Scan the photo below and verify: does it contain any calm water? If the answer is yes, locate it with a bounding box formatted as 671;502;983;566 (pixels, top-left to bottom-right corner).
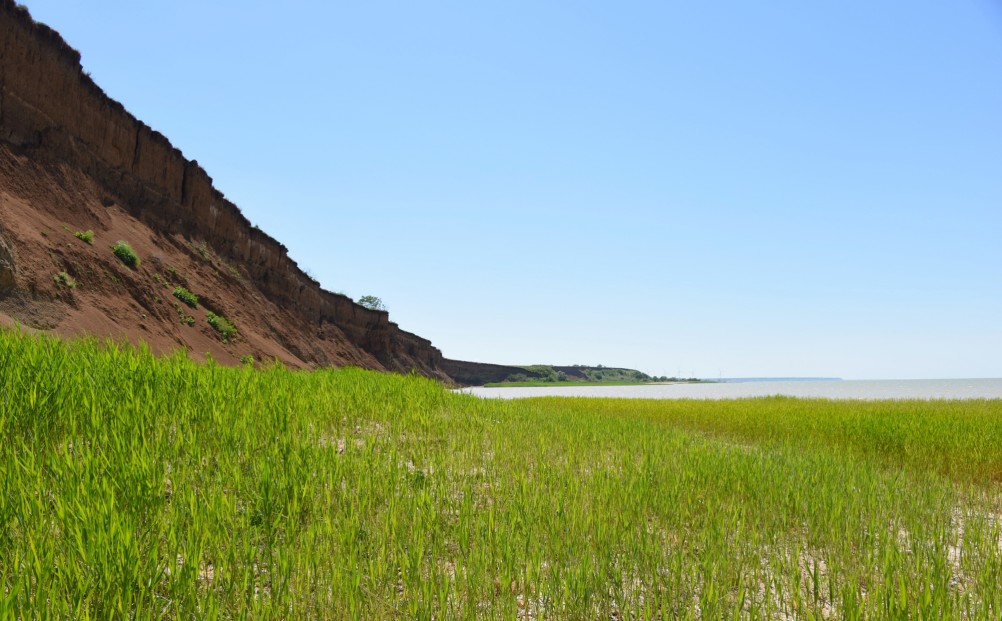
463;378;1002;400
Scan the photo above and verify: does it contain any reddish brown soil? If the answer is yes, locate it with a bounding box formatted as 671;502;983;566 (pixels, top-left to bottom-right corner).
0;143;389;369
0;0;460;380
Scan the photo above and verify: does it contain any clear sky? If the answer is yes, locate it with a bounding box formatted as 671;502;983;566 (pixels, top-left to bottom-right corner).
21;1;1002;379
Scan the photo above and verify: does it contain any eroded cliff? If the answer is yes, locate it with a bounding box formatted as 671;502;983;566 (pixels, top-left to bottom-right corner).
0;1;453;379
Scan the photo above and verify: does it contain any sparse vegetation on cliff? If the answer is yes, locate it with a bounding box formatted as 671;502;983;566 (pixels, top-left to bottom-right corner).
73;229;93;245
189;240;214;261
174;303;194;326
52;270;75;288
0;2;451;377
165;265;184;283
172;286;198;308
111;240;139;268
206;311;237;342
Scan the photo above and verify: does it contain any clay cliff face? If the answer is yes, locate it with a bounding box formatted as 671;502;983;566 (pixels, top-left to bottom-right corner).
0;1;454;379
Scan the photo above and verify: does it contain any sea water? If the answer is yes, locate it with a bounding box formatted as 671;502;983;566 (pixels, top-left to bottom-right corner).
462;378;1002;400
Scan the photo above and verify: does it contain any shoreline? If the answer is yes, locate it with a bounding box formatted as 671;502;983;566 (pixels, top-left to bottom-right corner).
464;378;1002;400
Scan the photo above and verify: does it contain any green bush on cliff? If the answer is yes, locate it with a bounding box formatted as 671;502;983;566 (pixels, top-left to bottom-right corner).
52;271;76;289
111;241;140;268
172;286;198;308
206;311;237;343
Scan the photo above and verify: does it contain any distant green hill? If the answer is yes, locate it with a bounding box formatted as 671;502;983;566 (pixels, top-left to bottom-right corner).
482;365;703;387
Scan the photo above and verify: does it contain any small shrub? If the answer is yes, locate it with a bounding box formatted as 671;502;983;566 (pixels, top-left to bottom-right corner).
153;273;168;288
240;354;255;366
165;265;188;285
206;312;237;343
172;286;199;308
111;241;140;268
74;230;94;245
174;304;194;326
53;271;76;289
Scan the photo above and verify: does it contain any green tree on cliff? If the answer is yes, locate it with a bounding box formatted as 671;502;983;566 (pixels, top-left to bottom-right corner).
358;295;386;311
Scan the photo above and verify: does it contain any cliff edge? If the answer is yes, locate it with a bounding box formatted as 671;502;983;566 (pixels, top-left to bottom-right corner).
0;1;456;378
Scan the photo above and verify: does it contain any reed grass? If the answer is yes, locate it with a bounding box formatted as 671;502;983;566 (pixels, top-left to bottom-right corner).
1;329;1001;619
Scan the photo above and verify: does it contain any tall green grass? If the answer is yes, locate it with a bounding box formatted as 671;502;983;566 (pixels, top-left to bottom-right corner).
1;328;1001;619
528;396;1002;484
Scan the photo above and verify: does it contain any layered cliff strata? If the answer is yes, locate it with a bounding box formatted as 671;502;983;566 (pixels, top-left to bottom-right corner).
0;1;455;379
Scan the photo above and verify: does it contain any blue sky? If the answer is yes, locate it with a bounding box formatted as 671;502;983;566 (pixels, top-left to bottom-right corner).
23;1;1002;379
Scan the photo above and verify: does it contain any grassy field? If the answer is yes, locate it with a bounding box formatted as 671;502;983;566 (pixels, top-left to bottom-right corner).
2;329;1002;619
